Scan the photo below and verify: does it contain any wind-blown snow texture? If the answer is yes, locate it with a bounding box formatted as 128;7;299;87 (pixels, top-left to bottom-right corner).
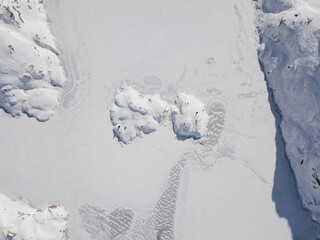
0;193;68;240
0;0;65;121
256;0;320;228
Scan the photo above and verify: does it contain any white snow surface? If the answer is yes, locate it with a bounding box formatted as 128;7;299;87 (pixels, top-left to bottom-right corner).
110;85;171;144
110;85;208;143
256;0;320;227
0;0;65;121
0;194;68;240
0;0;318;239
172;93;208;139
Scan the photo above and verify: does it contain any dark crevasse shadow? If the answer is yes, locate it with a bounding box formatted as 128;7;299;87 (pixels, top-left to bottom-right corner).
267;85;319;239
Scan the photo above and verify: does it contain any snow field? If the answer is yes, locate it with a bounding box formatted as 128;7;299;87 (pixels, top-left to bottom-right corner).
0;0;313;238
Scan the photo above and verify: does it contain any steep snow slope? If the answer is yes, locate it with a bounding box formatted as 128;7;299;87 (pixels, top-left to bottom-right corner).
0;0;317;239
0;194;68;240
0;0;65;121
256;0;320;230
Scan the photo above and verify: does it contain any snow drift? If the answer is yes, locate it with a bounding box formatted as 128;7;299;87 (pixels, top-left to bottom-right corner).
0;0;66;121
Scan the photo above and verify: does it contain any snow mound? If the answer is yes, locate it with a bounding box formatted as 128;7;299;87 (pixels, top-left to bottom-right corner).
172;94;208;139
256;0;320;227
110;85;171;144
0;0;66;121
110;85;209;144
0;193;68;240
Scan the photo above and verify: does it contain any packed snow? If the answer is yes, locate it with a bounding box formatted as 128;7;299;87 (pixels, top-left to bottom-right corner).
110;85;209;144
0;0;65;121
0;193;68;240
256;0;320;227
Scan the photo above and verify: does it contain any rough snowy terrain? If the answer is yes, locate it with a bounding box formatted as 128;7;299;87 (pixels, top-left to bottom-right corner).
256;0;320;229
0;0;65;121
0;0;319;239
0;194;68;240
110;84;209;143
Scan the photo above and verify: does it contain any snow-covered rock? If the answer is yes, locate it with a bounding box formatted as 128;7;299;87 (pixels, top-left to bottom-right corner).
256;0;320;228
0;0;66;121
172;93;208;139
110;85;209;144
0;193;68;240
110;85;171;144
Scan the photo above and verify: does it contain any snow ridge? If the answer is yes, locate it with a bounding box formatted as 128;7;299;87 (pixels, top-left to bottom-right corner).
0;0;66;121
110;85;209;144
255;0;320;229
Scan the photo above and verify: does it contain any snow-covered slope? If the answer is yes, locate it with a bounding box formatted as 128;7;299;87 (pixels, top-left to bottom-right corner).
256;0;320;229
0;0;65;121
0;194;68;240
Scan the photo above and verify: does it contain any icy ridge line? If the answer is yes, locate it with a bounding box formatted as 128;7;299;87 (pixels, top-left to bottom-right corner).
0;0;66;121
110;85;209;144
255;0;320;229
0;193;68;240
